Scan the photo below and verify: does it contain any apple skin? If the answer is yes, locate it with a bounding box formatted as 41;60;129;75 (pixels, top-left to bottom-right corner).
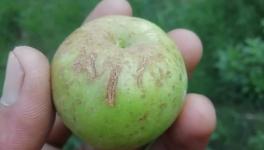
52;15;187;150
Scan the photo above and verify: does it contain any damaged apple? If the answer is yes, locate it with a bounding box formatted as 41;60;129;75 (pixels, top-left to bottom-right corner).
52;15;187;150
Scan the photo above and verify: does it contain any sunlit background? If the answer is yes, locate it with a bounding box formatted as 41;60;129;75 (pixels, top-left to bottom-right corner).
0;0;264;149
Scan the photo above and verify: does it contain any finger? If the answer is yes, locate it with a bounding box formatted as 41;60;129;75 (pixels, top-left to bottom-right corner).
47;0;133;146
151;94;216;150
0;46;55;150
84;0;132;23
47;115;71;147
168;29;203;75
41;144;60;150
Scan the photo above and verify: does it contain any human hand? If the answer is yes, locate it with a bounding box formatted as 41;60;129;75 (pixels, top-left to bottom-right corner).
0;0;216;150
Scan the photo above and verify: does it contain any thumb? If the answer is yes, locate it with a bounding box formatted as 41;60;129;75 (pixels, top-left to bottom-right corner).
0;46;55;150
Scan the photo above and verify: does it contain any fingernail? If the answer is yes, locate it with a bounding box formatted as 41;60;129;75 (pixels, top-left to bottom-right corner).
0;50;24;106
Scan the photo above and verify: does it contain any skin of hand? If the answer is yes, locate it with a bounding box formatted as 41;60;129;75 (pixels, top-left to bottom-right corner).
0;0;216;150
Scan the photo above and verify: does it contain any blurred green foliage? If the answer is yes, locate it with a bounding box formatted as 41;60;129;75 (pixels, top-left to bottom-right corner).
0;0;264;149
216;38;264;107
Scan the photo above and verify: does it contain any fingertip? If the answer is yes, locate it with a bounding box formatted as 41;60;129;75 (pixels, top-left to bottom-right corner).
1;46;51;108
13;46;49;70
168;29;203;74
0;46;54;149
183;94;216;136
167;93;216;149
85;0;132;22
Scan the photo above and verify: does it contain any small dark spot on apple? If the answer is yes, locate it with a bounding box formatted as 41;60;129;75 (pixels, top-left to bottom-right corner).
166;71;171;78
155;79;163;86
160;103;167;109
75;99;82;105
179;74;183;81
129;111;134;116
141;94;146;99
174;96;178;101
138;112;148;122
73;115;77;122
129;132;134;137
140;126;145;130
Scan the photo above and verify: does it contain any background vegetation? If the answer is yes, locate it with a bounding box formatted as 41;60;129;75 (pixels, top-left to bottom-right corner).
0;0;264;149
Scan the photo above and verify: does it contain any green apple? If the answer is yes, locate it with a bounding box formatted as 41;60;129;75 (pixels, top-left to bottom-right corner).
52;15;187;150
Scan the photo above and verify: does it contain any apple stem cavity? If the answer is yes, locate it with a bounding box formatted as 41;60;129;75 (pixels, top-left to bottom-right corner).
116;38;128;48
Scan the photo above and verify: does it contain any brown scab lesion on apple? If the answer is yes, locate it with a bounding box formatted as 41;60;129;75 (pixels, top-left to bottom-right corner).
106;64;122;106
134;53;168;89
72;49;98;80
135;57;148;88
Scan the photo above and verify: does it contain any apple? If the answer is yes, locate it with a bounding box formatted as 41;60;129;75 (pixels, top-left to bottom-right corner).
52;15;187;150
